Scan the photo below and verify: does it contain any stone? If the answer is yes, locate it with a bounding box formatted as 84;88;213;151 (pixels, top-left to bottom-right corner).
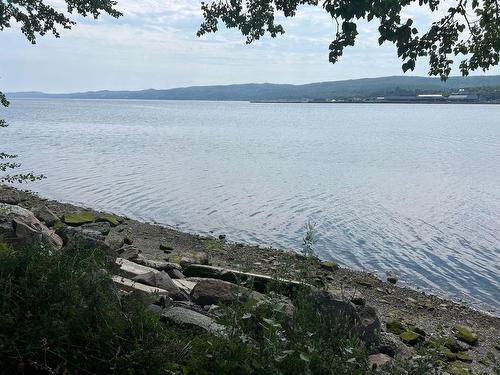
0;203;63;250
354;305;381;346
386;318;406;335
377;332;410;357
438;346;457;361
58;226;107;249
368;353;392;371
81;222;111;235
453;325;478;345
445;337;469;353
62;211;94;226
34;205;59;226
386;271;398;284
218;234;226;240
320;260;339;271
123;235;133;245
190;279;264;306
104;231;125;250
168;251;209;266
95;214;120;226
167;268;185;279
133;271;188;301
160;306;225;336
0;187;23;205
399;330;422;346
160;242;174;251
117;244;140;260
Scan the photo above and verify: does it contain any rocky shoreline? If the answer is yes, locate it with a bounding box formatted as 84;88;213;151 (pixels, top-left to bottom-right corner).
1;185;499;374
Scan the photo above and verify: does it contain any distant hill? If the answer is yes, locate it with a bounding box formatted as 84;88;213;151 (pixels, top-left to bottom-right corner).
8;75;500;101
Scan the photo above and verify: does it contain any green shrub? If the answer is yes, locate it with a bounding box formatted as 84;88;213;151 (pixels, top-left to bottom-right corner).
0;241;193;374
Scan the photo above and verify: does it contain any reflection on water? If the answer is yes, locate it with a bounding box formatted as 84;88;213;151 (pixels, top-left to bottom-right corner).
3;99;500;311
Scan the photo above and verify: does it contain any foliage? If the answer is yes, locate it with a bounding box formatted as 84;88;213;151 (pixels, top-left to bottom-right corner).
183;284;368;374
0;242;193;374
198;0;500;80
0;0;122;44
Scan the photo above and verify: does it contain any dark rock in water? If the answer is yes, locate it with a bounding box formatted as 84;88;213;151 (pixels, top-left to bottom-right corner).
34;205;59;227
453;325;478;345
190;278;263;306
218;234;226;240
368;353;393;371
386;271;398;284
133;271;188;301
160;306;225;336
0;203;63;250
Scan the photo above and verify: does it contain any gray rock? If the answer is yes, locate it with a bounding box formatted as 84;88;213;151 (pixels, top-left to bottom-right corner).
386;271;398;284
160;306;226;336
34;205;59;227
354;305;381;346
58;226;107;249
0;187;23;205
104;231;125;250
377;332;410;357
190;278;264;307
133;271;188;301
117;244;140;260
0;203;63;249
167;268;185;279
81;221;112;235
134;257;182;272
368;353;393;371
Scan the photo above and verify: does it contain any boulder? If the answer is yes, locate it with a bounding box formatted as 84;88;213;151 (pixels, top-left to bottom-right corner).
377;332;410;357
104;231;125;250
399;330;422;346
167;268;185;279
34;205;59;226
62;211;94;226
190;279;264;306
117;244;140;260
445;337;469;353
386;271;398;284
58;226;108;249
0;187;23;205
133;271;188;301
160;306;225;336
386;318;406;335
95;214;120;227
0;203;63;249
368;353;393;371
354;305;381;345
133;257;182;272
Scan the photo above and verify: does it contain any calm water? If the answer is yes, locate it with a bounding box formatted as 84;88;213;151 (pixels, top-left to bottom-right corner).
2;99;499;311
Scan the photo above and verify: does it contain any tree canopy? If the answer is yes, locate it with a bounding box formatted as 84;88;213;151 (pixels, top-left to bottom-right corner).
0;0;122;183
198;0;499;80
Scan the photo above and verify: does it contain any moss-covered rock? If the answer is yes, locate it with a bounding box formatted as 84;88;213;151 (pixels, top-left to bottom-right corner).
320;261;339;271
95;214;120;227
446;362;471;375
456;352;472;363
160;242;174;251
453;325;478;345
387;318;406;335
52;219;65;231
399;330;421;346
62;211;94;226
438;346;457;361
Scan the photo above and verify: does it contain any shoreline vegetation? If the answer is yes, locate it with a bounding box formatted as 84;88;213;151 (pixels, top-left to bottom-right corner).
0;185;499;374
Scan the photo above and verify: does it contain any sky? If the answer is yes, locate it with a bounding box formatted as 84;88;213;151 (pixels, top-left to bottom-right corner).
1;0;499;93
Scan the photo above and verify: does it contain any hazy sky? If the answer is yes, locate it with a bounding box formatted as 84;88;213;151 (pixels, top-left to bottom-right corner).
1;0;499;92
